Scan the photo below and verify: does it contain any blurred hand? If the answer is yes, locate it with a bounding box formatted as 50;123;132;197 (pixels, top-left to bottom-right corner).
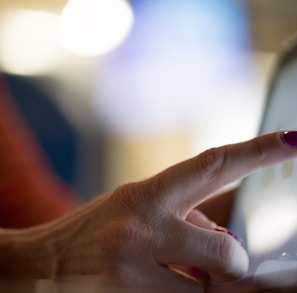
7;131;297;293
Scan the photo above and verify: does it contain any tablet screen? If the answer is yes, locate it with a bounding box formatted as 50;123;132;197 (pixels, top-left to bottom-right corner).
228;51;297;277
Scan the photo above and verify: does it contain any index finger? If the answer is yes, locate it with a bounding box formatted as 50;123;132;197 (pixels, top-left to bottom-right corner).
150;131;297;215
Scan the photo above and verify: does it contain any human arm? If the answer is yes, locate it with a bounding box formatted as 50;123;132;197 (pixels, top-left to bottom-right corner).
1;131;297;292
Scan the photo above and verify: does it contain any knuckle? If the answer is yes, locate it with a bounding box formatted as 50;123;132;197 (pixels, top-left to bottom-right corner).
115;182;140;200
114;178;166;217
250;137;266;161
115;179;161;204
196;147;228;180
113;181;147;211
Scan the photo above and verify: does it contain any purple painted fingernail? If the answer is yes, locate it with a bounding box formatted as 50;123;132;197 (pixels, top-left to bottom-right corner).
190;268;208;280
215;226;243;245
282;131;297;148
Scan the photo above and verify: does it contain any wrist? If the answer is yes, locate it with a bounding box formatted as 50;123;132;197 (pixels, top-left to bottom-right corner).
0;226;56;279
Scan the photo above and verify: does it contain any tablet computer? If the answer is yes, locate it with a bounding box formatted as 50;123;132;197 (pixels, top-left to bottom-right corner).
228;33;297;289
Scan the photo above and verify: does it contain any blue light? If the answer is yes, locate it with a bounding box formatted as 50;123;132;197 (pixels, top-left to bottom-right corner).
94;0;258;141
115;0;251;60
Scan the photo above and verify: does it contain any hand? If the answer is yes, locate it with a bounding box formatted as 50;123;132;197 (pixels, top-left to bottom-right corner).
3;131;297;293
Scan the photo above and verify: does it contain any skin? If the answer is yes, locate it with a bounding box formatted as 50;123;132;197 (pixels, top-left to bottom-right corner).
1;131;297;293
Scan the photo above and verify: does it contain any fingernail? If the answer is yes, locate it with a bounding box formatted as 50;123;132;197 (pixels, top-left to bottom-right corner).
190;268;208;280
282;131;297;148
215;226;243;245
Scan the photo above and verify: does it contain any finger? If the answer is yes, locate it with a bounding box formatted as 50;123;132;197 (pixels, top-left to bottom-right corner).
156;216;248;281
198;188;237;227
186;209;217;230
150;131;297;215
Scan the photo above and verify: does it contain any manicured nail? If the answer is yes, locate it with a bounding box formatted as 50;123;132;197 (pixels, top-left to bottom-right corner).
215;226;243;245
282;131;297;148
189;268;208;280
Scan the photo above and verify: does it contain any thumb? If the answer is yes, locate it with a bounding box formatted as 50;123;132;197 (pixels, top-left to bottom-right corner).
186;209;217;230
156;217;248;281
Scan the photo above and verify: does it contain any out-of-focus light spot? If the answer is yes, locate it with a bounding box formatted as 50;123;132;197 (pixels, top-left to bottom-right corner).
0;10;60;76
247;196;297;255
59;0;134;57
255;259;297;289
94;0;261;146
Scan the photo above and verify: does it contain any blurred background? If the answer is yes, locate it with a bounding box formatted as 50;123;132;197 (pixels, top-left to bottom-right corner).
0;0;297;202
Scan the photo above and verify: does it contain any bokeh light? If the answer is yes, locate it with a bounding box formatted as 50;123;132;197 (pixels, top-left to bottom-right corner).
94;0;262;148
59;0;134;57
247;196;297;255
0;10;61;76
